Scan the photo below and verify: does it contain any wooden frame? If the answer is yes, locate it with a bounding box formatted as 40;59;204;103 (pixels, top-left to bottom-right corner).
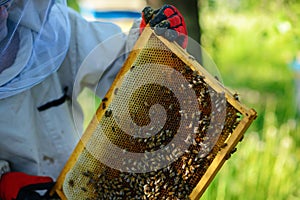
50;27;257;200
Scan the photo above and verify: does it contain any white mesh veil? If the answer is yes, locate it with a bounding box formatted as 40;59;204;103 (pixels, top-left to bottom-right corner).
0;0;70;99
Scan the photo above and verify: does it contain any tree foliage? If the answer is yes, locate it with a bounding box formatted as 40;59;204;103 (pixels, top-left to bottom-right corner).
67;0;80;11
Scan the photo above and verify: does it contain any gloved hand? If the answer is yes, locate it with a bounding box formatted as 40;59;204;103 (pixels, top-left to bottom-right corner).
0;172;53;200
140;4;188;49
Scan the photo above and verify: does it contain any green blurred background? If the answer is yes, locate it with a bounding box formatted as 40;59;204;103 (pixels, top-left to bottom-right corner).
200;1;300;199
67;0;300;199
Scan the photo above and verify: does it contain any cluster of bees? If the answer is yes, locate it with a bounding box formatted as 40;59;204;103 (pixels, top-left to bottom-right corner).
64;35;242;199
71;60;241;199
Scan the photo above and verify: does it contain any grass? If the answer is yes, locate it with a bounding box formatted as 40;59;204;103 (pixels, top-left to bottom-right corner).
200;1;300;199
202;99;300;200
200;9;297;128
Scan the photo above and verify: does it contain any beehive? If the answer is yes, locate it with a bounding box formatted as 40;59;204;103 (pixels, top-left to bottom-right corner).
50;28;257;200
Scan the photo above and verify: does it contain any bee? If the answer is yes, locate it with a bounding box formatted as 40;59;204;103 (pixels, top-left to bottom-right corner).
188;158;193;166
196;74;205;80
82;170;93;177
105;109;112;117
220;143;228;149
192;70;198;77
226;147;238;160
195;137;201;144
233;93;240;101
114;88;119;95
68;179;74;187
231;147;237;154
214;76;220;81
102;97;108;102
102;102;106;110
239;135;244;142
184;65;192;73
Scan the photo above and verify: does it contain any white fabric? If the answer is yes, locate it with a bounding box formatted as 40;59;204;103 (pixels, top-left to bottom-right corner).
0;27;32;86
0;160;10;179
0;0;70;99
0;7;136;179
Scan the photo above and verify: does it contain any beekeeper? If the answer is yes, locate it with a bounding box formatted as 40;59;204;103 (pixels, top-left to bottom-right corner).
0;0;187;199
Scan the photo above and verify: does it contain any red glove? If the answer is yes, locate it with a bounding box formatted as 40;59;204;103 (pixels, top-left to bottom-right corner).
0;172;53;200
140;4;188;49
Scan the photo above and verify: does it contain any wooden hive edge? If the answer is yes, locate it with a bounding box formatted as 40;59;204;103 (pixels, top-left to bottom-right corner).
149;30;258;199
50;27;257;199
189;109;257;199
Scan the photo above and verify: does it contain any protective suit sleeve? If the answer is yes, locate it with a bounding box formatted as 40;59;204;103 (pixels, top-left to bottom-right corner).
60;8;138;99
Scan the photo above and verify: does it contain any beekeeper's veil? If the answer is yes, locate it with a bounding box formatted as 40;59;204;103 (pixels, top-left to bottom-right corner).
0;0;70;99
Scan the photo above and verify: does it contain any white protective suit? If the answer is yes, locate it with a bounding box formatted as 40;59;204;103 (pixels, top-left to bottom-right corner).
0;0;139;179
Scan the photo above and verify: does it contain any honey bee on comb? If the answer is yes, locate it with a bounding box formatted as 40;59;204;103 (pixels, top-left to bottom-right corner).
50;28;256;200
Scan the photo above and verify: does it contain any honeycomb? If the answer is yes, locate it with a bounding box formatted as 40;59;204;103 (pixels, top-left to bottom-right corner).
51;28;257;200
